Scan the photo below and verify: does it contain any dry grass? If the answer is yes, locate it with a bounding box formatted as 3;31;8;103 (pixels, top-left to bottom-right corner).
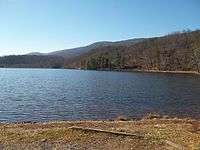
0;118;200;150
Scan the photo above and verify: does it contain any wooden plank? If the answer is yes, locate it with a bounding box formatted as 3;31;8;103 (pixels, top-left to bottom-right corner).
68;126;144;138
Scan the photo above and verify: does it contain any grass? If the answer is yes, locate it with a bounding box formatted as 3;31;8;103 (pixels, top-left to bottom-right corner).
0;118;200;149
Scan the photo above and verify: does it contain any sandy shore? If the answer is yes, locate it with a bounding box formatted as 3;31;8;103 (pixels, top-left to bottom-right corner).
0;118;200;150
118;69;200;75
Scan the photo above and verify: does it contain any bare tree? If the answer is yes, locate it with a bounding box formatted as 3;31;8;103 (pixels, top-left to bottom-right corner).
192;48;200;72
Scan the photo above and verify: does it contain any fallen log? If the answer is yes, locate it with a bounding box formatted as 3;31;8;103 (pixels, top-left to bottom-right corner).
68;126;144;138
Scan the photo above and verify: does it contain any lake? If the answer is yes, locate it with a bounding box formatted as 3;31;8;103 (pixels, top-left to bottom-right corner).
0;68;200;122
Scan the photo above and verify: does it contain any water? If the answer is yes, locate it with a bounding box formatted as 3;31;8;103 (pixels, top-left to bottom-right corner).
0;68;199;122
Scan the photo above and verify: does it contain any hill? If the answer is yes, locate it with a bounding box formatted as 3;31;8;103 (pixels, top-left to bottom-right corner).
65;30;200;73
0;55;64;68
27;38;145;59
27;52;45;56
0;38;144;68
1;30;200;72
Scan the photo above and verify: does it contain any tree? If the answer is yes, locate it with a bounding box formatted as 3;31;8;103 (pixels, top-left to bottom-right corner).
86;58;97;70
192;48;200;72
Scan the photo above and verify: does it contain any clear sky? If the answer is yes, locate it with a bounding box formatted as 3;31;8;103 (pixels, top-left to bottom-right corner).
0;0;199;56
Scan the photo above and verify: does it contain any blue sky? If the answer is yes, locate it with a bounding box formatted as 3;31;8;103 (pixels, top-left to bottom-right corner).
0;0;199;56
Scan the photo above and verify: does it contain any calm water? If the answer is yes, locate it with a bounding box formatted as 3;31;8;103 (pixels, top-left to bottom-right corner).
0;68;200;122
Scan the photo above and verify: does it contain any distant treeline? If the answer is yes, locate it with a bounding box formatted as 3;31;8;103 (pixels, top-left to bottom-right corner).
0;55;65;68
66;30;200;72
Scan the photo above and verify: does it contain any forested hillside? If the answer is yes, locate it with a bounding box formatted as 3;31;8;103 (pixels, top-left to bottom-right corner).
27;38;144;58
65;30;200;72
0;30;200;72
0;55;64;68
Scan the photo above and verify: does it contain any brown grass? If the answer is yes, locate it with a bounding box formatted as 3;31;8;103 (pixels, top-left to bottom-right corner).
0;118;200;149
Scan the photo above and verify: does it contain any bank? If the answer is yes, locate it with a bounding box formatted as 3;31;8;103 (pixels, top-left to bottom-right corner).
0;117;199;149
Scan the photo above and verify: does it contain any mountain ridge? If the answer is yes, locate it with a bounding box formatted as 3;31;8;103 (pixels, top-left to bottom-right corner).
65;30;200;73
1;30;200;73
27;38;145;58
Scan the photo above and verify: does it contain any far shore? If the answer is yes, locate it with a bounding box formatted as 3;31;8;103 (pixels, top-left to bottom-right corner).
80;68;200;75
1;67;200;75
128;69;200;75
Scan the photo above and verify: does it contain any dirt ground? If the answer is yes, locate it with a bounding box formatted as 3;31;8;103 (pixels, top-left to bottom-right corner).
0;118;200;150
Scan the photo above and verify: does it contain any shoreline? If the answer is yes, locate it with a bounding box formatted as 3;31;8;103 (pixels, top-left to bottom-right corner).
72;67;200;75
94;68;200;75
1;67;200;75
2;115;200;124
131;69;200;75
0;117;199;149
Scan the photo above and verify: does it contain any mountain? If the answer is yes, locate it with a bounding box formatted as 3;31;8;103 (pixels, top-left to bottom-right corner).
0;38;144;68
27;38;145;59
65;30;200;73
1;30;200;72
27;52;44;56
